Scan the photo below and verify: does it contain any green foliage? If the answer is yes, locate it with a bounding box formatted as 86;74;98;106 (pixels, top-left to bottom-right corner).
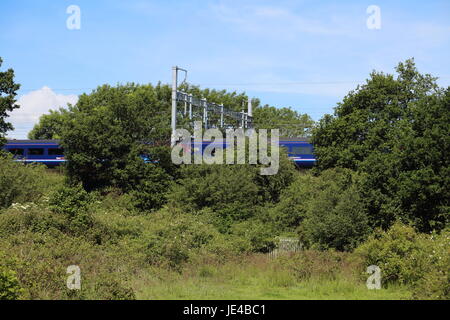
0;57;21;146
28;108;71;140
0;204;66;237
253;149;297;203
413;230;449;300
0;265;22;300
268;172;315;231
92;275;136;300
0;202;135;299
0;155;49;208
124;155;174;212
356;223;427;285
139;209;221;270
49;183;93;217
60;83;172;191
271;169;370;251
168;164;261;230
356;223;449;299
230;219;276;253
253;105;314;138
168;148;296;232
312;59;449;232
301;170;370;251
49;184;95;234
277;250;354;281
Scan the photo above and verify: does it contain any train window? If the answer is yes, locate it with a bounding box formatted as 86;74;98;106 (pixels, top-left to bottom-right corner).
291;146;313;155
48;148;64;155
28;148;44;155
8;148;24;156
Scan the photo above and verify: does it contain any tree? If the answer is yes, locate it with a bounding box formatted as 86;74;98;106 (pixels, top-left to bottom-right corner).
61;83;173;193
0;58;21;146
253;105;314;137
28;108;71;140
312;59;449;232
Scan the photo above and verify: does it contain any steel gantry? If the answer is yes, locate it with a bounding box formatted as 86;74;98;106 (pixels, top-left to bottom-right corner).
171;66;253;146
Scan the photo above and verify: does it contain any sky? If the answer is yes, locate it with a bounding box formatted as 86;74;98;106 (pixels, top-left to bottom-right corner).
1;0;449;138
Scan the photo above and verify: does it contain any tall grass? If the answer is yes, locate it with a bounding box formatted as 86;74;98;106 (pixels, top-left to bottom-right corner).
132;254;412;300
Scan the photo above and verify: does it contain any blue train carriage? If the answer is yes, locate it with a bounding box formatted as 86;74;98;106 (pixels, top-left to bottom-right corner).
278;137;316;167
2;140;66;166
191;137;316;167
2;138;316;168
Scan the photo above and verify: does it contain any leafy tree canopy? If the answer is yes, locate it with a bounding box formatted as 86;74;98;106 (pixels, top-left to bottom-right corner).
253;105;314;138
312;59;449;232
0;57;21;146
28;108;71;140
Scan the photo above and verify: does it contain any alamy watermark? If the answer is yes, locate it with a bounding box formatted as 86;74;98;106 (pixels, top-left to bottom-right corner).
366;265;381;290
366;5;381;30
66;5;81;30
66;265;81;290
171;122;279;175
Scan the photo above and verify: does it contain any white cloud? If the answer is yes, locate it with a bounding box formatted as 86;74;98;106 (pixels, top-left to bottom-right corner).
7;87;78;139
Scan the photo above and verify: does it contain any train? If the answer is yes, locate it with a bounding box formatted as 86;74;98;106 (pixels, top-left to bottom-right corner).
1;138;316;167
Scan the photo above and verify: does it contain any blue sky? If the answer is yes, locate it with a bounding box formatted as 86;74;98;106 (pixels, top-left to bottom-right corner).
1;0;449;138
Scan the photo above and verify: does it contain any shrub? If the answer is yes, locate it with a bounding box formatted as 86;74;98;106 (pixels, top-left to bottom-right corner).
141;209;221;270
91;275;136;300
412;229;450;300
356;222;449;296
277;250;352;281
302;185;369;252
0;155;48;208
127;164;173;212
253;150;297;203
0;266;22;300
271;168;370;251
268;172;315;231
0;204;67;237
49;184;95;233
49;184;93;217
356;223;428;285
230;219;276;253
168;164;261;231
0;229;140;300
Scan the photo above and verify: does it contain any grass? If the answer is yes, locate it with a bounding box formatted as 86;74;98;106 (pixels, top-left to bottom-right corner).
133;255;412;300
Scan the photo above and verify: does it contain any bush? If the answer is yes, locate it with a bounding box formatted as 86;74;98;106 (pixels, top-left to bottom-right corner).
49;184;93;217
127;164;173;212
168;164;261;231
0;227;140;300
0;155;48;208
301;185;369;251
0;266;22;300
49;184;96;234
230;219;276;253
356;223;429;285
356;223;449;298
413;229;449;300
277;250;353;281
91;275;136;300
140;209;221;270
253;150;297;203
268;172;315;231
271;168;370;251
0;204;67;237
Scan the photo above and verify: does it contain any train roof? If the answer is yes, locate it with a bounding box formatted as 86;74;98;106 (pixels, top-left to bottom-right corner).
279;137;311;142
4;137;312;145
5;139;61;144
